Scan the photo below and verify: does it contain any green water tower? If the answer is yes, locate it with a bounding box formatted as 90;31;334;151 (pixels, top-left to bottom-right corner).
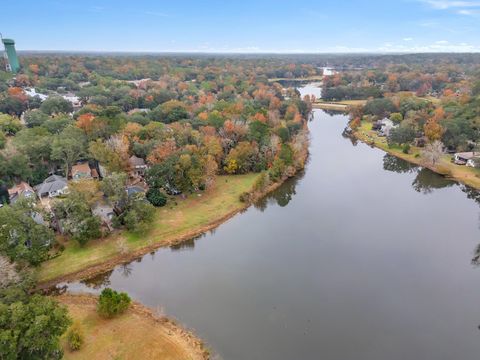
1;34;20;73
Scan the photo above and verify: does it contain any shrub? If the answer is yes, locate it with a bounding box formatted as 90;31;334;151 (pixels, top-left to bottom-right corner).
66;322;84;351
239;191;251;203
402;143;411;154
97;288;131;318
253;172;270;192
146;188;167;207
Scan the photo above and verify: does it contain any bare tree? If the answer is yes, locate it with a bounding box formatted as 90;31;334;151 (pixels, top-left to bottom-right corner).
422;140;443;166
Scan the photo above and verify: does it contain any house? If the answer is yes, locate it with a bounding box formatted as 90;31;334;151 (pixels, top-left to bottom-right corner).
377;118;397;137
453;152;476;165
8;182;36;203
36;175;69;198
129;155;148;177
92;203;115;231
71;163;92;181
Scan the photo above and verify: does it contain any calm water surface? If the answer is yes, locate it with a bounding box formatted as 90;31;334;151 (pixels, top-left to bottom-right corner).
62;85;480;360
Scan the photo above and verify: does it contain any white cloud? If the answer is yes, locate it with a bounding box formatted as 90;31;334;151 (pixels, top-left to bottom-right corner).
422;0;480;9
403;37;414;41
456;8;480;13
377;40;480;52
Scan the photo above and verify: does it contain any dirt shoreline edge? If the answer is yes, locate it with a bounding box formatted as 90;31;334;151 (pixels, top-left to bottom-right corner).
57;293;210;360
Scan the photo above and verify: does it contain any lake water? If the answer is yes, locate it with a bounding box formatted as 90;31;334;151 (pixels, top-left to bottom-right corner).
61;84;480;360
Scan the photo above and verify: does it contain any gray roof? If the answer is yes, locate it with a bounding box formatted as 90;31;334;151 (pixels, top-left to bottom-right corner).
129;155;146;167
36;175;68;195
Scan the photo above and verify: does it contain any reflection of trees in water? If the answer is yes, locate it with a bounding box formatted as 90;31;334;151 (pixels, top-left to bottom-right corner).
254;171;303;211
170;236;199;251
461;185;480;267
382;154;455;194
412;168;455;194
81;270;114;289
119;263;132;278
322;109;346;117
383;154;418;174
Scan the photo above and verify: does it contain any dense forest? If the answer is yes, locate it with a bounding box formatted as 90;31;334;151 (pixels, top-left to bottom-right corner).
2;52;480;358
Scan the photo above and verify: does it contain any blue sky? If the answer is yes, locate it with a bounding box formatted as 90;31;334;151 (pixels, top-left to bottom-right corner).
2;0;480;52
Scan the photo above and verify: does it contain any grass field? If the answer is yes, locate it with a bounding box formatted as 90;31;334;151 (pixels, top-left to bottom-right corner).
355;121;480;189
38;174;259;283
59;294;208;360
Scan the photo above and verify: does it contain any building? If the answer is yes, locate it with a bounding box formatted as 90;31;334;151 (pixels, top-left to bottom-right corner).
1;36;20;73
71;163;93;181
92;202;115;231
129;155;148;177
8;182;36;203
36;175;69;198
453;152;476;165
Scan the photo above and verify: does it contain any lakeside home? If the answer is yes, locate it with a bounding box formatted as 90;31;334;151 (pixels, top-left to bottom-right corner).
453;152;476;165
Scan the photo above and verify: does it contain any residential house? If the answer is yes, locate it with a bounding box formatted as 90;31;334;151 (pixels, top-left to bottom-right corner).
129;155;148;178
453;152;476;165
36;175;69;198
71;163;93;181
8;182;36;203
92;202;115;231
377;118;397;137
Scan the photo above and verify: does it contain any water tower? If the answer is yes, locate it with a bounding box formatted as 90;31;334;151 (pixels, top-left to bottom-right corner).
1;33;20;73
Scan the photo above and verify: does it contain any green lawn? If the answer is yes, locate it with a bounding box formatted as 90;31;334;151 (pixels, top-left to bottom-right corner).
38;174;259;283
354;121;480;189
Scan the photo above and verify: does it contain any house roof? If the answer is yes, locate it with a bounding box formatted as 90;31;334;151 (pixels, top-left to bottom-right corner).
71;163;91;176
36;175;68;195
8;182;34;196
92;203;115;220
129;155;146;167
455;152;475;160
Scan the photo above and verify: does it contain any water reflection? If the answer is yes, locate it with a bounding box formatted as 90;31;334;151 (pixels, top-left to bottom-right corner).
56;107;480;360
254;171;304;211
381;154;456;193
412;168;456;194
382;154;418;174
80;270;113;289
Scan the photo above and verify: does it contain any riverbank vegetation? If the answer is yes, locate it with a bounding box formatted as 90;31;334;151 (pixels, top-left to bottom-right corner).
0;55;311;283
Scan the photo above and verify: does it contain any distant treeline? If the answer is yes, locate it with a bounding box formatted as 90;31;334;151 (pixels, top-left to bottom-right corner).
321;86;383;101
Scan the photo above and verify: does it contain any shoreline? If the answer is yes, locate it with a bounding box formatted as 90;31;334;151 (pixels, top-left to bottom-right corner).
57;293;210;360
37;137;310;289
352;122;480;190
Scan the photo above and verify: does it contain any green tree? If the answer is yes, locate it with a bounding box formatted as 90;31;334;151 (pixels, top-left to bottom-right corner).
0;114;22;135
97;288;131;318
0;294;71;359
51;126;86;177
146;188;167;207
100;172;128;208
40;96;73;115
24;109;49;128
52;190;101;246
0;199;54;265
121;196;155;233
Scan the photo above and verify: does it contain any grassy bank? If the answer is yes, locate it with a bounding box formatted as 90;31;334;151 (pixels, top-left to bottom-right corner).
354;121;480;189
58;293;209;360
313;99;367;111
38;174;259;284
